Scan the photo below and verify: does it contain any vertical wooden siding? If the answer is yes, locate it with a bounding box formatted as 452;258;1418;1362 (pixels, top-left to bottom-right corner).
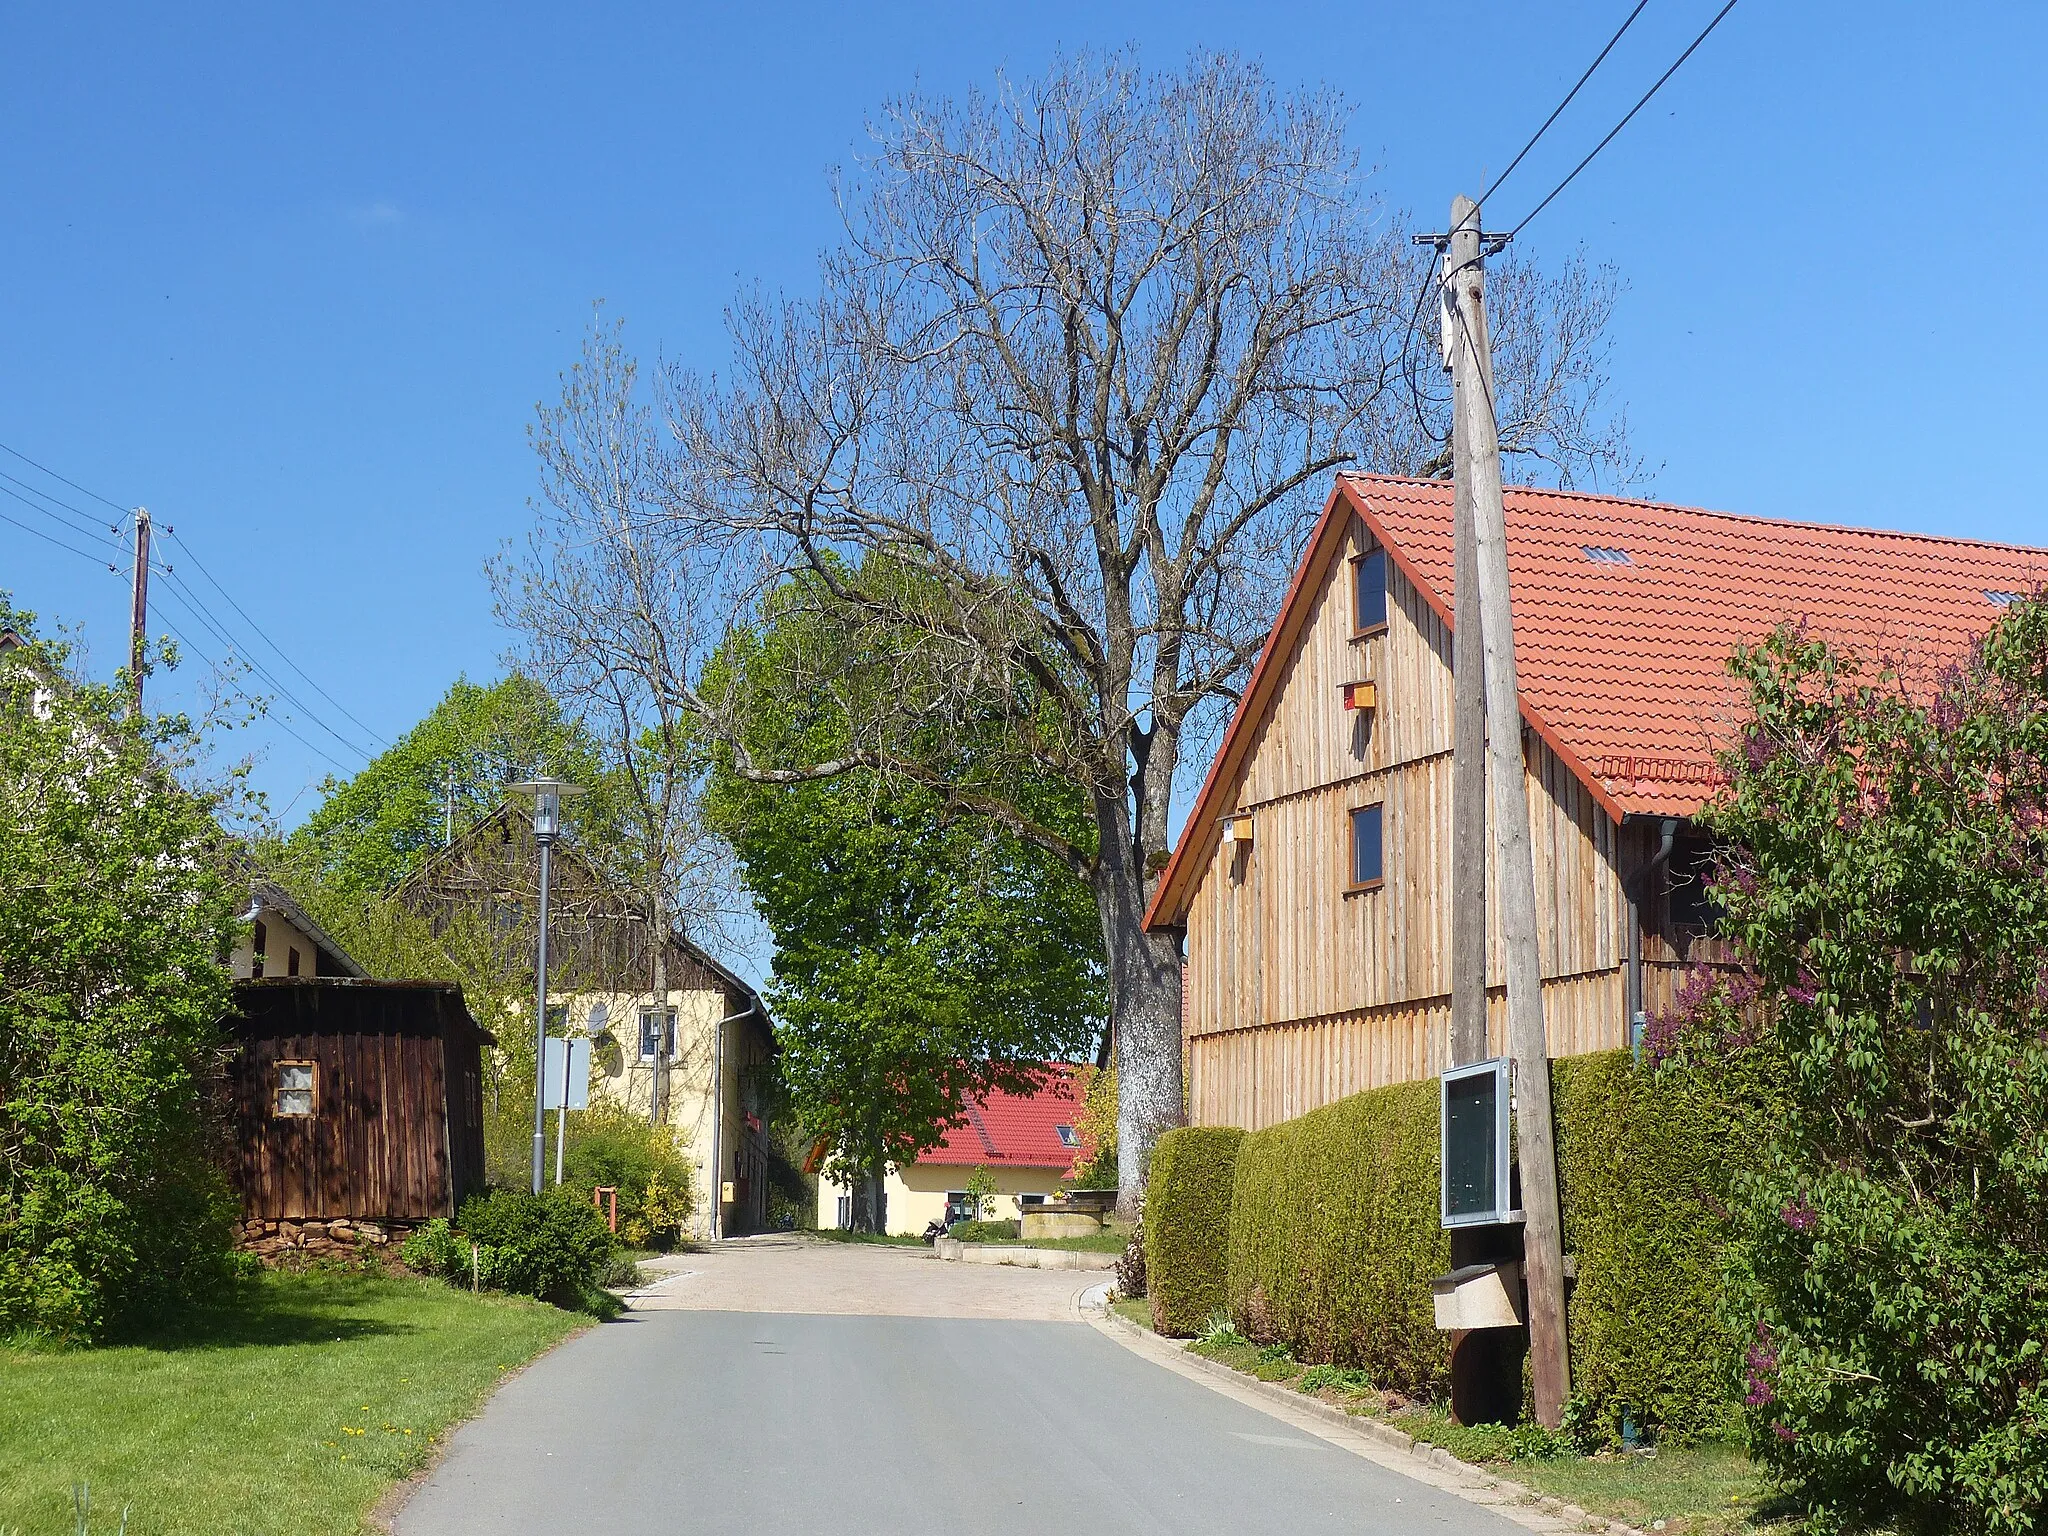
229;986;486;1221
1181;515;1633;1128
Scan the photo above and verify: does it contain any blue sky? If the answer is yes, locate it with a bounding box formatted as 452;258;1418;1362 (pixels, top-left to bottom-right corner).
4;1;2044;827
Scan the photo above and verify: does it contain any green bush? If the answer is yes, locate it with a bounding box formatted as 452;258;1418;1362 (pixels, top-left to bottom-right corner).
1226;1078;1448;1396
398;1218;469;1279
1143;1126;1244;1336
0;623;242;1340
1553;1049;1779;1446
560;1105;697;1249
947;1219;1019;1243
454;1189;615;1307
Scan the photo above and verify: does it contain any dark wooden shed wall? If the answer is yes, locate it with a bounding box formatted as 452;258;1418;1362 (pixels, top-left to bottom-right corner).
228;983;489;1222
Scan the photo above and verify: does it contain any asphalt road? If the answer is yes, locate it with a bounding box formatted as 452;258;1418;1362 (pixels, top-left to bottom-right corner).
397;1303;1529;1535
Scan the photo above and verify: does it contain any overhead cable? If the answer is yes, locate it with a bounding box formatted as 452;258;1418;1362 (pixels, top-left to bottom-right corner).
1505;0;1742;238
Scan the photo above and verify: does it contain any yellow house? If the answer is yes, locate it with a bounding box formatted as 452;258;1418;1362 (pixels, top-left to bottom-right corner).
815;1067;1087;1236
399;804;777;1240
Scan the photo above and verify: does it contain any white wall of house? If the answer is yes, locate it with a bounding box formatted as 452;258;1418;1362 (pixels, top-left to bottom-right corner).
551;985;765;1243
230;911;323;980
815;1161;1069;1236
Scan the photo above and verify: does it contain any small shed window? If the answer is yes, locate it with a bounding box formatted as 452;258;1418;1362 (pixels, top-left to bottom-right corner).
274;1062;317;1117
639;1007;677;1061
1353;549;1388;634
1348;804;1384;889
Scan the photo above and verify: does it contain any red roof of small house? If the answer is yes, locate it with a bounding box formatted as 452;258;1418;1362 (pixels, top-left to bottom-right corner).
916;1066;1088;1169
1145;473;2048;929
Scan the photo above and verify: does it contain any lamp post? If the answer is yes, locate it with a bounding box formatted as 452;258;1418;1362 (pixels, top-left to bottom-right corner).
510;778;583;1196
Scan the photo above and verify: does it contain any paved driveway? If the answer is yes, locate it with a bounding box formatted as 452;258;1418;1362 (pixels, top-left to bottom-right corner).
621;1233;1095;1321
395;1237;1538;1536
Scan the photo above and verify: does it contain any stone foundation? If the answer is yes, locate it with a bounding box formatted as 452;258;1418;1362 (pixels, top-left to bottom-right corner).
236;1216;416;1265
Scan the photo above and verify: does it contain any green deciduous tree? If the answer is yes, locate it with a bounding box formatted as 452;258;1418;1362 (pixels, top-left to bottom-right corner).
704;584;1105;1229
1675;607;2048;1536
281;674;613;903
0;608;242;1339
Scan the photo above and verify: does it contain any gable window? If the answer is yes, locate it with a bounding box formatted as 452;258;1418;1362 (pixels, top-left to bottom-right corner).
1348;804;1384;891
287;945;302;978
252;918;267;978
1352;549;1388;635
274;1062;316;1117
639;1007;677;1061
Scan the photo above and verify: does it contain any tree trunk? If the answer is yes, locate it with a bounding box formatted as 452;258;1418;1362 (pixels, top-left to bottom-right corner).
1096;788;1184;1219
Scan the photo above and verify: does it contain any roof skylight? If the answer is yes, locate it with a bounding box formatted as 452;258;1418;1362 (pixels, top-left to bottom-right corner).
1582;546;1634;565
1986;590;2026;607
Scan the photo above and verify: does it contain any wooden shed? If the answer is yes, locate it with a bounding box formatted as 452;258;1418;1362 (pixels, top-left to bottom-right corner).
226;978;492;1222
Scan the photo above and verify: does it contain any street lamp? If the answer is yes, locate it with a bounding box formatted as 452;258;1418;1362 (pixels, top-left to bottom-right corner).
509;778;584;1196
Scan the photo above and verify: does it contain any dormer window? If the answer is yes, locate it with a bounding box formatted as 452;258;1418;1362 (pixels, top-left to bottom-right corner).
1352;549;1388;635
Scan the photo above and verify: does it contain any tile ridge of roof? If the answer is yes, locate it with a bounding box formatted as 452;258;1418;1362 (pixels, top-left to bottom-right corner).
1343;471;2048;559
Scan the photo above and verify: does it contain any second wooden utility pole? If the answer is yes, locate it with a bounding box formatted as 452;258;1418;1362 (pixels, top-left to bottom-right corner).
128;506;151;717
1445;193;1572;1428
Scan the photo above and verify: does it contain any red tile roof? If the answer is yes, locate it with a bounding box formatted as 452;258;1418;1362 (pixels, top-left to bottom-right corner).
1146;473;2048;928
916;1065;1087;1169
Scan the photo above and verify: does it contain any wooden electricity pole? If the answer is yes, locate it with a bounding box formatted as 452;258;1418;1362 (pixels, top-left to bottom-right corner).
1448;217;1489;1071
128;506;152;717
1444;193;1572;1427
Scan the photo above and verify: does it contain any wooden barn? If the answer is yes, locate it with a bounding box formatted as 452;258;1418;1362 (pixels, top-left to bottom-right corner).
226;979;492;1246
1145;473;2048;1130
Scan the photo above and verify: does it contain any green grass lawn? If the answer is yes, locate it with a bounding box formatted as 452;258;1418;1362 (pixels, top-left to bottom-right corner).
803;1229;931;1247
0;1269;586;1536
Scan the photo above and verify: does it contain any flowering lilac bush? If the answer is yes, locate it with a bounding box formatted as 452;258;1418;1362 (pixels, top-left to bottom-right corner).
1689;609;2048;1535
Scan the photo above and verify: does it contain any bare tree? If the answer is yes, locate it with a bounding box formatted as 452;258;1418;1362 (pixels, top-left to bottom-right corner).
517;51;1633;1211
490;319;751;1126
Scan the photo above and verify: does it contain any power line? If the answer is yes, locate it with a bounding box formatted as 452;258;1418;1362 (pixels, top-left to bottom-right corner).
0;503;124;568
1476;0;1654;214
146;602;355;774
0;437;388;765
0;439;130;514
1505;0;1742;238
0;470;124;542
151;562;375;761
161;525;387;748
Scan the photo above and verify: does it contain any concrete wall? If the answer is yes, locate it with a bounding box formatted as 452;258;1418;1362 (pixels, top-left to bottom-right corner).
816;1160;1069;1237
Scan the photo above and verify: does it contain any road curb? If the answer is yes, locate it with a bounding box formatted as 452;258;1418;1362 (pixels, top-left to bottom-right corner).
1089;1304;1645;1536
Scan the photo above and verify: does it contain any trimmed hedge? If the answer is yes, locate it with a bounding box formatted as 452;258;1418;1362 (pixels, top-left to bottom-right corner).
1226;1077;1450;1397
1209;1049;1773;1437
1144;1127;1245;1335
1552;1048;1780;1444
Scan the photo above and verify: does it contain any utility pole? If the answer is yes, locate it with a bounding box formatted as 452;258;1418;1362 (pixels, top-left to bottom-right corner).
1448;219;1489;1071
128;507;151;717
1444;192;1572;1428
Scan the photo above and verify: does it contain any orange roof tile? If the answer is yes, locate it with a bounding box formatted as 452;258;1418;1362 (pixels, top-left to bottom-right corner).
1145;473;2048;929
917;1065;1086;1169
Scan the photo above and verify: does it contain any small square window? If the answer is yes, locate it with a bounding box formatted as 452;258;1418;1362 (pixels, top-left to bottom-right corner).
1056;1124;1080;1148
1349;804;1384;889
274;1062;316;1117
1353;550;1388;634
